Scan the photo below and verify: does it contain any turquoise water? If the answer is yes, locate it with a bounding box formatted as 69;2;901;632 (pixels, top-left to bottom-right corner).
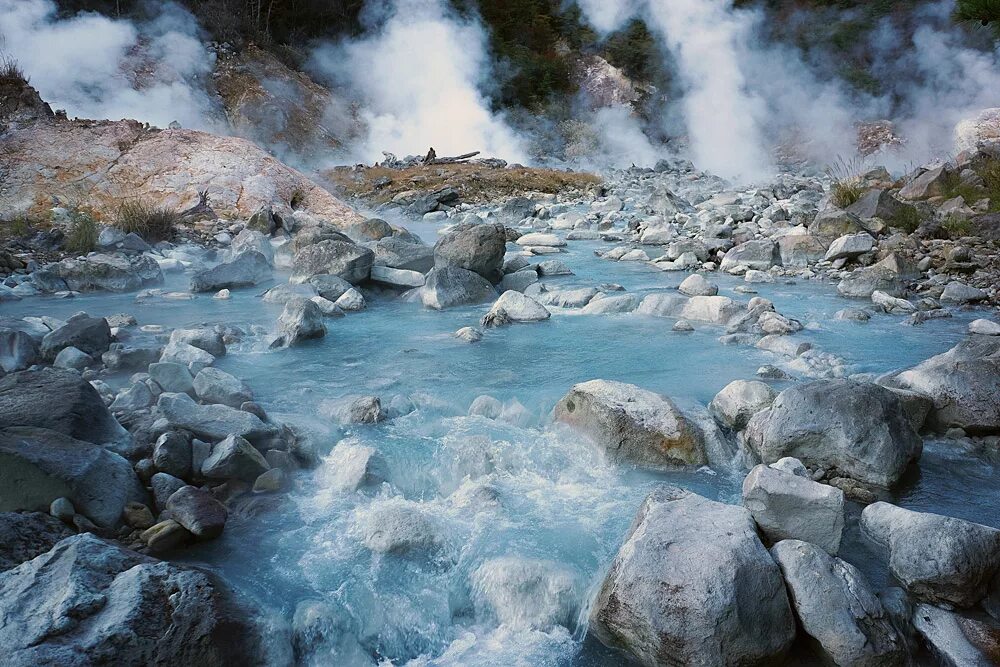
4;227;995;665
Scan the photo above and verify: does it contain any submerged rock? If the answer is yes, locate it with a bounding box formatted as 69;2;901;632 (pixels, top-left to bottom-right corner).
589;486;795;667
471;557;579;631
0;533;262;666
862;502;1000;607
744;379;921;486
554;379;706;467
481;291;550;327
771;539;904;667
419;266;496;310
356;499;443;556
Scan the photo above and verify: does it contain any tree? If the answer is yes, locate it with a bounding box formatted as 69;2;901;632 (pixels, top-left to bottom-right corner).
954;0;1000;35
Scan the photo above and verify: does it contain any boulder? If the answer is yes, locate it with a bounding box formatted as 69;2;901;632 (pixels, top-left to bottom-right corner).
0;427;146;528
370;265;425;288
553;380;706;467
324;443;387;492
744;379;921;486
40;315;111;361
777;234;828;267
101;344;162;371
580;293;639;314
771;540;905;667
680;295;742;324
419;266;496;310
150;472;187;512
499;268;538;293
109;382;155;412
881;336;1000;434
228;229;274;266
940;281;988;304
32;253;163;293
165;486;228;539
307;274;354;301
912;604;1000;667
369;236;435;273
846;188;912;221
261;283;317;305
481;291;550;327
538;287;599;309
200;434;270;482
589;486;795;667
899;166;948;200
742;465;845;554
709;380;776;431
153;431;192;479
536;259;572;276
0;533;261;666
169;328;226;357
678;273;718;296
148;361;195;394
159;340;216;374
838;265;907;299
193;367;253;408
970;319;1000;336
433;223;507;282
357;499;442;555
0;328;40;372
0;368;130;451
515;232;565;248
190;251;271;292
321;395;384;424
471;557;579;631
290;240;374;284
53;346;93;371
636;292;687;316
824;232;875;261
720;240;780;272
157;393;282;450
334;288;365;312
809;209;865;241
274;298;326;347
862;502;1000;607
0;511;74;572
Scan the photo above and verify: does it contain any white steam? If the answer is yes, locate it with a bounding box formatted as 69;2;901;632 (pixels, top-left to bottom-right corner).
311;0;527;164
0;0;221;131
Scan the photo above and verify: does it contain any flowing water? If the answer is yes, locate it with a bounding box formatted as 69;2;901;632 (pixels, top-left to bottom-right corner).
7;222;999;665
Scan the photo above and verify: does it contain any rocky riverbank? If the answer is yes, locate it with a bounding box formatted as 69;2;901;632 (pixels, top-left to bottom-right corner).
3;84;1000;663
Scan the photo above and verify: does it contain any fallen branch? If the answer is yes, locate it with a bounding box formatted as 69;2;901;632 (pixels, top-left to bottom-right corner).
428;151;481;165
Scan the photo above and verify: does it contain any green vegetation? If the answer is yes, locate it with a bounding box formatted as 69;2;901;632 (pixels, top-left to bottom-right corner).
114;199;179;242
942;214;974;238
886;205;922;232
825;155;868;208
65;211;98;253
0;56;28;86
955;0;1000;35
940;158;1000;213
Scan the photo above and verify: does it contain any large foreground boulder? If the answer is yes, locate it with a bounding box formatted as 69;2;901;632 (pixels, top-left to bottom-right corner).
881;336;1000;434
553;380;706;467
0;533;263;666
862;502;1000;607
418;266;496;310
771;540;905;667
589;486;795;667
190;251;271;292
433;222;507;282
744;379;921;486
0;427;146;528
0;368;131;451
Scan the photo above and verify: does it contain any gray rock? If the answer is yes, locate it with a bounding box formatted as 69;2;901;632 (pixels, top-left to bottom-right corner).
433;223;507;282
50;497;75;522
159;341;216;373
101;344;162;371
635;292;687;316
307;273;354;301
680;295;742;324
771;539;904;667
148;362;194;394
274;298;326;347
824;232;875;260
193;367;252;408
0;533;261;666
580;293;639;314
940;281;988;304
0;427;146;528
334;288;365;311
899;166;948;200
499;268;538;293
0;368;130;451
709;380;776;431
536;259;573;276
326;443;387;491
150;472;186;511
862;502;1000;607
357;500;442;555
455;326;483;342
777;235;828;267
553;380;706;467
969;319;1000;336
157;393;282;450
809;209;866;241
838;266;906;299
370;265;425;288
201;434;270;482
912;604;999;667
322;395;385;424
261;283;317;305
847;188;912;221
471;557;579;631
169;328;226;357
291;240;374;284
881;336;1000;434
0;511;74;572
165;485;227;539
678;273;718;296
720;239;780;272
228;229;274;266
742;465;845;554
744;380;921;486
153;431;192;479
190;250;271;292
419;266;497;310
109;381;155;412
481;291;550;327
53;346;93;370
589;486;795;667
538;287;599;309
369;236;435;273
32;253;163;293
0;328;40;372
40;315;111;361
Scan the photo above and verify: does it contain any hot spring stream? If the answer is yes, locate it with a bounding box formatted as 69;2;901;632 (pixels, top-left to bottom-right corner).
7;221;997;666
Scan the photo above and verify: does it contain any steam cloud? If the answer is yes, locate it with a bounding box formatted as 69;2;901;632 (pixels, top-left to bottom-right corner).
310;0;527;164
0;0;221;131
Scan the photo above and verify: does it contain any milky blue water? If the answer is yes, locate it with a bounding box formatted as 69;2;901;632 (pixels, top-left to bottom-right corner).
5;225;997;666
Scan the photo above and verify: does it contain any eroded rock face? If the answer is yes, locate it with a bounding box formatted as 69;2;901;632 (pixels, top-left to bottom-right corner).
589;486;795;667
771;540;905;667
744;379;921;486
553;380;706;467
862;502;1000;607
0;533;263;667
881;336;1000;434
0;110;362;228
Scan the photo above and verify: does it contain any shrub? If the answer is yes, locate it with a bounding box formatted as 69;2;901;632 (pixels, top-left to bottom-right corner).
826;155;867;208
886;206;921;233
0;55;28;86
942;214;973;239
65;212;98;253
114;199;179;241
